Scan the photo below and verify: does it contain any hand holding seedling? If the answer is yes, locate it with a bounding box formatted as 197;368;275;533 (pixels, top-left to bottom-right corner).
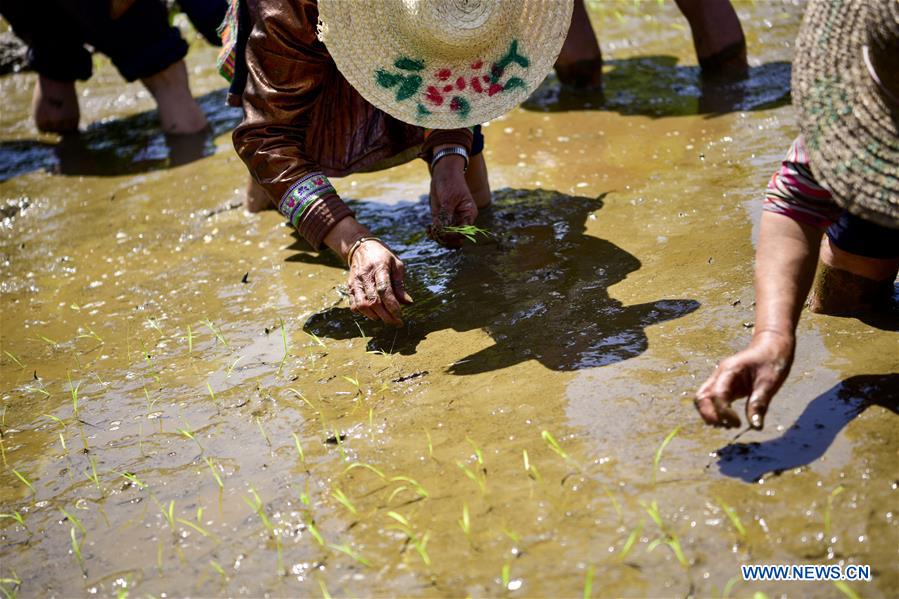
695;330;795;430
324;217;412;326
428;150;478;248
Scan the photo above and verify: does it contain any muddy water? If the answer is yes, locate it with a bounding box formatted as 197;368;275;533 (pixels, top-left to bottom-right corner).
1;2;897;597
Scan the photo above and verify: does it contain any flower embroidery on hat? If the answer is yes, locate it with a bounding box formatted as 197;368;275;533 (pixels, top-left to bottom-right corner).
374;39;531;121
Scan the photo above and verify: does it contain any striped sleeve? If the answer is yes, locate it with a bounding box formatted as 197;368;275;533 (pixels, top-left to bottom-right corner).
763;136;843;228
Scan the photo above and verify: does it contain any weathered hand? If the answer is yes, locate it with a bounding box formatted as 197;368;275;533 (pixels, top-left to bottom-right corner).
428;155;477;248
695;331;795;430
347;240;412;326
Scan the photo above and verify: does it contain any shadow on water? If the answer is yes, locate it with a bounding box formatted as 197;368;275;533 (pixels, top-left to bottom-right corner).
302;188;700;373
715;374;899;483
523;56;791;117
0;88;241;181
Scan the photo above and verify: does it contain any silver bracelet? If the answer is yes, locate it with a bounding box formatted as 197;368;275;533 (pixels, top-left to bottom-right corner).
345;236;383;267
430;146;469;173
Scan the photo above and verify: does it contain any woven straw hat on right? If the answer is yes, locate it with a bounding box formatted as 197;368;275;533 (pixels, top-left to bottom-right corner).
793;0;899;228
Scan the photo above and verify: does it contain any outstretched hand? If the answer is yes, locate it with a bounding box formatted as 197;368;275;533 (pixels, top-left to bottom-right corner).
428;155;478;248
695;331;796;430
347;240;413;326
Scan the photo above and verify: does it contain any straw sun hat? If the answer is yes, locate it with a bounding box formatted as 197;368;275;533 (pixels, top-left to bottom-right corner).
792;0;899;228
317;0;573;129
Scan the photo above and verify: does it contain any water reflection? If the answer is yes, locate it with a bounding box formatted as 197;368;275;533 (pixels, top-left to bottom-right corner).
716;374;899;482
303;188;699;373
0;88;241;181
524;56;791;117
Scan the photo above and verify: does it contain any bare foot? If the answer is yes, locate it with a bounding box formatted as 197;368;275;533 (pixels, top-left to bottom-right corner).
32;76;80;133
245;176;275;213
141;60;208;134
554;0;603;91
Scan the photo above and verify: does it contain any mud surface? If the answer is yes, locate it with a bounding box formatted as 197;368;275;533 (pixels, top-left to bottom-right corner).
1;3;897;597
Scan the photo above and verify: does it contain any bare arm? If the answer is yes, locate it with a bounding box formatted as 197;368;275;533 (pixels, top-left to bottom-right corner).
695;211;823;429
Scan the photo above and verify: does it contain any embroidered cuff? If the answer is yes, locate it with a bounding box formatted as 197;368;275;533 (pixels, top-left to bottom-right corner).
279;173;338;228
419;128;474;163
298;194;355;250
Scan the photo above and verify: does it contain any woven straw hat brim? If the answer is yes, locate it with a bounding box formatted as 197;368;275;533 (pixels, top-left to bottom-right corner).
318;0;573;129
793;0;899;228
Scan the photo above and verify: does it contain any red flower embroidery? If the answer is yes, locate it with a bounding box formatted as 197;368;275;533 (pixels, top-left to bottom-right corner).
436;68;452;81
471;60;483;69
425;85;444;105
470;77;483;93
456;77;466;90
488;83;503;96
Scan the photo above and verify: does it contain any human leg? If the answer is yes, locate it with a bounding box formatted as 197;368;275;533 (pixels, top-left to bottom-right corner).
32;76;80;133
554;0;603;91
807;213;899;314
466;125;490;208
674;0;747;79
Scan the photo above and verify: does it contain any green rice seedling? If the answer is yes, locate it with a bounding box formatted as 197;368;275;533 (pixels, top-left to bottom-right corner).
466;437;484;466
458;502;471;538
653;426;680;485
331;488;358;516
714;496;746;539
305;515;325;546
602;484;623;521
386;512;431;566
70;526;86;575
618;520;645;560
204;457;224;489
206;382;217;406
824;485;845;538
297;480;312;507
277;318;289;375
176;516;211;537
3;351;24;369
210;560;228;581
0;570;21;599
441;225;492;243
541;430;579;470
344;462;385;479
176;422;203;451
456;460;486;495
85;456;101;490
832;581;861;599
318;579;332;599
67;371;82;418
118;471;147;490
424;429;434;459
368;407;374;429
642;500;689;568
24;385;50;398
501;561;511;588
34;333;58;348
11;468;35;494
76;327;104;343
139;340;160;382
752;593;771;599
158;499;177;532
583;564;595;599
244;488;283;574
146;317;162;335
255;417;271;447
388;475;429;499
143;386;158;411
60;507;86;534
0;511;27;531
329;543;372;567
292;433;307;469
342;375;361;396
305;331;327;348
718;575;739;599
226;356;242;377
501;526;520;543
204;319;230;349
186;324;194;353
522;449;542;482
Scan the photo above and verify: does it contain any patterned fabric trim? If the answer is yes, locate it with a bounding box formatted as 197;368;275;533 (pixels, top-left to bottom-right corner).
763;136;843;228
216;0;239;82
279;173;337;229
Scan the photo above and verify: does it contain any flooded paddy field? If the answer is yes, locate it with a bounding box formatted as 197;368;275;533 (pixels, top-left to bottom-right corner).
1;2;896;597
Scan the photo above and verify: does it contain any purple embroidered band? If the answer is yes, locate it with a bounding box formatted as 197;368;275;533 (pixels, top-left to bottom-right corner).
279;173;337;228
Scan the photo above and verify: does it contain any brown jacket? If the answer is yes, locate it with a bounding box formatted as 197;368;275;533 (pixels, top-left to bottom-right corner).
232;0;472;248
